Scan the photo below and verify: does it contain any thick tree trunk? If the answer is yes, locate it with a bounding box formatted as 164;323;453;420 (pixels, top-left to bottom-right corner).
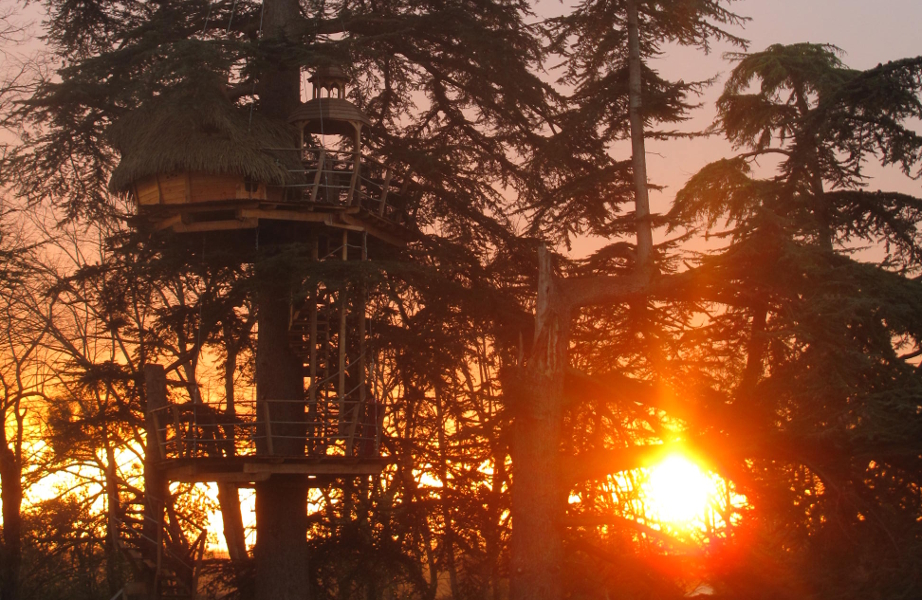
144;365;170;600
253;1;310;598
0;440;22;600
254;475;309;600
255;283;309;600
626;0;654;268
509;247;568;600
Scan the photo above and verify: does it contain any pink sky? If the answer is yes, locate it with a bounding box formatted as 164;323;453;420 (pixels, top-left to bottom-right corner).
648;0;922;211
533;0;922;253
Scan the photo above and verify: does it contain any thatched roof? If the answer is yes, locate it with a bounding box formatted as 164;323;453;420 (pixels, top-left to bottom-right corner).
109;82;299;193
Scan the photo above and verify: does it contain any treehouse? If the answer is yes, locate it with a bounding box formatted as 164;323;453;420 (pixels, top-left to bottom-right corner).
113;69;413;600
109;68;414;245
108;69;414;483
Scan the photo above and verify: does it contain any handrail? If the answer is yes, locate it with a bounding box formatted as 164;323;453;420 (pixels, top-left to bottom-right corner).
147;395;383;461
269;148;410;225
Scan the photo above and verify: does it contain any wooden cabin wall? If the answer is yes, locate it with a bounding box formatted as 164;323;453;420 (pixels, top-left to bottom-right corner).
133;173;268;206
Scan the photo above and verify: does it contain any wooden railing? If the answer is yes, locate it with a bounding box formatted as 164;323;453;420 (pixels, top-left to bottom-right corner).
147;395;384;461
282;148;411;224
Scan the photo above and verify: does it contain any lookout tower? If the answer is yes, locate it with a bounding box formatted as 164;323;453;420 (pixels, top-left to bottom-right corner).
112;68;414;599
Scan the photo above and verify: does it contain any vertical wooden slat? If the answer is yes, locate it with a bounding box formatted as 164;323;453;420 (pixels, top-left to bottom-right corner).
308;239;319;452
348;125;362;206
171;406;184;458
309;149;325;203
263;401;274;456
338;230;348;433
346;237;368;456
378;168;394;217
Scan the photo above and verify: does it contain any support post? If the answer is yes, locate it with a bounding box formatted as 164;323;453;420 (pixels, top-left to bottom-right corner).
143;365;170;600
338;230;348;433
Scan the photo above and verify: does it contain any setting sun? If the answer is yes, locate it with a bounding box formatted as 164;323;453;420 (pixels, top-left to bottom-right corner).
643;454;718;525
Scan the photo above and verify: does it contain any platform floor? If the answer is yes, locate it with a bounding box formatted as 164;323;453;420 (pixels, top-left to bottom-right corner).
160;455;390;483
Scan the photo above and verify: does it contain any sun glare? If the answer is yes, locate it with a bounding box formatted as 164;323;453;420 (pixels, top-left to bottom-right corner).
643;454;717;525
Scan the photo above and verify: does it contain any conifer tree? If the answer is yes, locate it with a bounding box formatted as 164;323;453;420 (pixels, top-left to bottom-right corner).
4;1;552;599
670;43;922;599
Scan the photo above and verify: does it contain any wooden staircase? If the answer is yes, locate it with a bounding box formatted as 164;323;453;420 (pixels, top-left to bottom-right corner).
117;493;206;600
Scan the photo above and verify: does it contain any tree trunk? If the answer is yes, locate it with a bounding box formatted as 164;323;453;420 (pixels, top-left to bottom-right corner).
509;247;568;600
255;283;309;600
144;365;170;600
104;432;123;597
626;0;654;268
0;438;22;600
253;1;310;598
220;324;248;561
435;389;459;599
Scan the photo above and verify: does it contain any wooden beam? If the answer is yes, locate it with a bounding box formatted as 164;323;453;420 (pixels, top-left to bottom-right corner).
242;461;385;476
338;214;407;247
171;217;259;233
239;208;328;223
152;214;183;231
338;230;348;433
163;465;271;484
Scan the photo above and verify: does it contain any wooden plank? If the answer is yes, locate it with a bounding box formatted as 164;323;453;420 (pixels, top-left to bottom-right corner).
263;402;274;456
136;179;162;206
339;214;407;247
347;156;360;206
310;149;325;203
159;173;189;205
239;208;329;223
242;461;386;476
171;217;259;233
190;173;240;202
163;466;270;484
151;214;183;231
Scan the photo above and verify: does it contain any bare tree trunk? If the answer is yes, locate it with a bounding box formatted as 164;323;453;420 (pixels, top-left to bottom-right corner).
509;247;568;600
0;428;22;600
626;0;654;268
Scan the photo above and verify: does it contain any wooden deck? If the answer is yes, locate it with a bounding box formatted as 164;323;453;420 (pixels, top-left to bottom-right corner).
160;455;390;483
136;148;415;245
143;199;410;247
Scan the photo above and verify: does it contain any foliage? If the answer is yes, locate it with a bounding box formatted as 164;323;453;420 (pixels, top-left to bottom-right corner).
668;43;922;600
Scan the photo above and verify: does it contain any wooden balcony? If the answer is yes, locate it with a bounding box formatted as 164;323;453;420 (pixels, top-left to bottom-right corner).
137;148;415;246
147;396;388;484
